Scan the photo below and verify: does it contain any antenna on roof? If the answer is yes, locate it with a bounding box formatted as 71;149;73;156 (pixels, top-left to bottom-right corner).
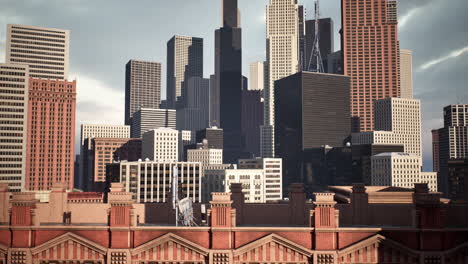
307;0;324;73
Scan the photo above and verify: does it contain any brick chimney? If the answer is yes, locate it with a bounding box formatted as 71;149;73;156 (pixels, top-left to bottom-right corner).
313;193;338;228
288;183;307;226
108;183;135;249
209;192;235;249
350;183;369;225
413;183;443;229
230;183;244;226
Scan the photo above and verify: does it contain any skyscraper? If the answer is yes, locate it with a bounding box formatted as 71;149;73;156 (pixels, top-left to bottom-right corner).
215;0;243;163
124;60;161;125
0;64;29;192
26;79;76;191
275;72;350;193
131;108;176;138
433;105;468;196
262;0;305;158
166;35;203;108
241;89;263;158
342;0;400;132
209;74;220;127
249;62;264;91
142;128;179;162
352;98;422;157
176;77;210;132
400;49;413;99
6;24;70;80
305;18;334;72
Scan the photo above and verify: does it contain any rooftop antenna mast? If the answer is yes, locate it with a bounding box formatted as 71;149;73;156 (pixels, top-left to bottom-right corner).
307;0;324;73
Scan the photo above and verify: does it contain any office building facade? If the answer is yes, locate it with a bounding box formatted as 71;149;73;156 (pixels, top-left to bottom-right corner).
166;35;203;108
0;64;29;192
196;127;224;150
178;130;195;161
131;108;176;138
342;0;400;132
115;160;202;203
124;60;161;125
275;72;350;191
176;77;210;132
372;153;437;192
249;62;264;91
400;49;413;99
215;0;243;163
353;98;422;156
79;124;130;190
262;0;305;158
447;159;468;202
6;24;70;80
241;89;263;158
90;138;141;184
433;104;468;196
26;79;76;191
187;148;223;168
142;128;179;162
238;157;283;201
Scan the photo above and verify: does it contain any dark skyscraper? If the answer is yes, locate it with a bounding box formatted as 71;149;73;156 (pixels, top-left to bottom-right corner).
305;18;334;72
215;0;243;163
275;72;350;194
242;89;263;158
166;35;203;109
125;60;161;125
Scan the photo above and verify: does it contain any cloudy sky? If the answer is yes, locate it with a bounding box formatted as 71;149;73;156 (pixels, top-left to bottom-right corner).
0;0;467;171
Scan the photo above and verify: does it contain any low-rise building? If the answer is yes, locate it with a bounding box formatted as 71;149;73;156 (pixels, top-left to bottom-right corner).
371;153;437;192
113;160;201;203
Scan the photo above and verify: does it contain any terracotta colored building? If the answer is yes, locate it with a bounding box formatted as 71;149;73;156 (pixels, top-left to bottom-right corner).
342;0;400;132
26;79;76;191
0;182;467;264
91;138;142;184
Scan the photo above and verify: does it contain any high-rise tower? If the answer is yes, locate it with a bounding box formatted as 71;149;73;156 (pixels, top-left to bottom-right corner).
342;0;400;132
262;0;305;158
166;36;203;109
215;0;243;163
124;60;161;125
6;24;70;80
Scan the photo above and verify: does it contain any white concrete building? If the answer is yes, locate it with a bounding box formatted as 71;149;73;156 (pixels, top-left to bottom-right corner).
238;158;283;201
400;49;413;99
6;24;70;80
142;128;178;162
353;98;422;156
203;158;283;203
117;160;202;203
262;0;305;158
80;124;130;146
187;148;223;168
204;169;265;203
249;62;264;91
0;64;29;192
371;153;437;192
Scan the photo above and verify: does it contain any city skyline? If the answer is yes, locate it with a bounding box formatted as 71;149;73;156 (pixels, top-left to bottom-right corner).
0;0;467;171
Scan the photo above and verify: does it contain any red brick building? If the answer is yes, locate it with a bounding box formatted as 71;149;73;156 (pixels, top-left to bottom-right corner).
0;183;467;264
342;0;400;132
26;79;76;191
91;138;141;184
